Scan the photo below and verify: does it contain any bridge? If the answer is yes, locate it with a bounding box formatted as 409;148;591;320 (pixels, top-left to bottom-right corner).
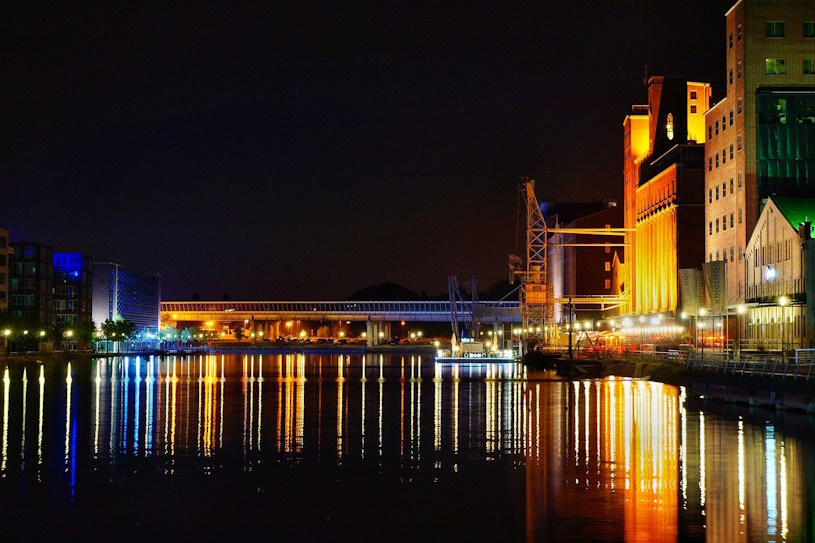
161;300;522;345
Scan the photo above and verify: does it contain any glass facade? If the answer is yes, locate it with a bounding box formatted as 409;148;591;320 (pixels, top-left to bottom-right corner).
756;91;815;197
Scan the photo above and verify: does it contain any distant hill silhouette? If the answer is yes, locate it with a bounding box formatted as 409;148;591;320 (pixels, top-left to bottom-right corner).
347;280;517;302
347;282;423;301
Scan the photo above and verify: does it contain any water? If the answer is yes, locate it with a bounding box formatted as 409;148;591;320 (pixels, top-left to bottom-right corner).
1;354;814;542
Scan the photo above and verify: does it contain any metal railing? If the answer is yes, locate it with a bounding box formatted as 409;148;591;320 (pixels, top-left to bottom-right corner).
620;348;815;381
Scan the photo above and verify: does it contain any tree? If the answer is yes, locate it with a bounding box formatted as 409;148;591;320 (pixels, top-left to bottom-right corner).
234;324;245;341
102;317;137;351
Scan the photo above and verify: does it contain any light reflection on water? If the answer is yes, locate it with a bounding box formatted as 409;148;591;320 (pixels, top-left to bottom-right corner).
0;354;813;542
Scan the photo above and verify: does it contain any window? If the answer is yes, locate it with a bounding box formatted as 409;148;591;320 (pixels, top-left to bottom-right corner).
738;172;743;187
729;32;733;48
709;157;713;171
739;245;743;261
604;279;611;290
805;58;815;75
716;218;720;232
709;222;713;235
729;68;734;84
722;181;726;197
738;135;742;150
722;215;727;230
716;154;719;167
730;213;734;228
691;105;697;113
690;90;697;99
737;24;742;41
710;253;713;262
730;246;735;262
738;98;742;114
765;21;786;38
722;149;726;164
709;189;713;203
739;207;743;224
708;125;713;139
737;61;742;78
765;58;787;75
730;177;734;193
604;262;611;272
722;115;727;130
716;186;720;200
716;250;720;260
729;144;734;159
715;120;719;135
805;22;815;38
605;244;610;253
729;110;733;126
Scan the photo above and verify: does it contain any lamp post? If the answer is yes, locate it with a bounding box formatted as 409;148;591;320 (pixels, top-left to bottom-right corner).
779;295;789;361
736;305;745;357
698;308;707;357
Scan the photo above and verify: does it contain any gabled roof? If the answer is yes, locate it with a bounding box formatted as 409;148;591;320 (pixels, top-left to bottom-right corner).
771;197;815;233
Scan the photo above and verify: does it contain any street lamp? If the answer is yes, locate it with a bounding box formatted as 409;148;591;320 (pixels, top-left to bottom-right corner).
737;305;745;356
779;295;789;360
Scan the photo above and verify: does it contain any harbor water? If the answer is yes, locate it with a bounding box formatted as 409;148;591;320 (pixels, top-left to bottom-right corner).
1;353;813;542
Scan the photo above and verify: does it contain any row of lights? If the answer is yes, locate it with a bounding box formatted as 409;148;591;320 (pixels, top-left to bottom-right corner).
3;329;49;338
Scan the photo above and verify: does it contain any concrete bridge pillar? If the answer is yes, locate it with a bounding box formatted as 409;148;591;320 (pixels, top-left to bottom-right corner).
366;321;392;346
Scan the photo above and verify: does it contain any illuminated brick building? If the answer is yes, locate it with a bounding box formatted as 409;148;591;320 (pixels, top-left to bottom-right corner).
623;76;710;316
744;197;815;350
705;0;815;309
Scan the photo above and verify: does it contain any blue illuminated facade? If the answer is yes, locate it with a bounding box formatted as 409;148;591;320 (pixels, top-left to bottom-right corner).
53;252;93;326
92;263;161;335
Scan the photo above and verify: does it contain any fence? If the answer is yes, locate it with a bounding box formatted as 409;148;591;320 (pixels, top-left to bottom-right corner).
621;348;815;381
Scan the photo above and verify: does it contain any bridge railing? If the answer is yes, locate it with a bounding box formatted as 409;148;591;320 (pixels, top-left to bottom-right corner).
161;300;520;316
621;348;815;381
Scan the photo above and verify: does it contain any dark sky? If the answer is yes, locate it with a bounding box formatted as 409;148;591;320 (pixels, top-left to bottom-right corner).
3;1;733;301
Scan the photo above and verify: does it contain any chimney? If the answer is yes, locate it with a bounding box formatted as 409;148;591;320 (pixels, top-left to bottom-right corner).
799;222;812;241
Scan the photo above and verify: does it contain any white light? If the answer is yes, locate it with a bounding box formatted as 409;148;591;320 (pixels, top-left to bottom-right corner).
765;267;777;281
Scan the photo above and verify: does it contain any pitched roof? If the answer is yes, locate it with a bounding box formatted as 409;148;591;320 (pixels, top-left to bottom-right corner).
771;197;815;233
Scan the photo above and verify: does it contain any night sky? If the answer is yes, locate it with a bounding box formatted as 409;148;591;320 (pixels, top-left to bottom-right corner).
3;1;732;301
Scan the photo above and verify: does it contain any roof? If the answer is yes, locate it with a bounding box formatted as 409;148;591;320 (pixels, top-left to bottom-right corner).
771;197;815;232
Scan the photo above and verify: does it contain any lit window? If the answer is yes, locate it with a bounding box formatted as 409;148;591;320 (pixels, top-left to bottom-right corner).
605;244;610;253
765;58;786;75
690;90;697;100
666;112;674;140
766;21;786;38
691;105;697;113
604;279;611;290
604;262;611;272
